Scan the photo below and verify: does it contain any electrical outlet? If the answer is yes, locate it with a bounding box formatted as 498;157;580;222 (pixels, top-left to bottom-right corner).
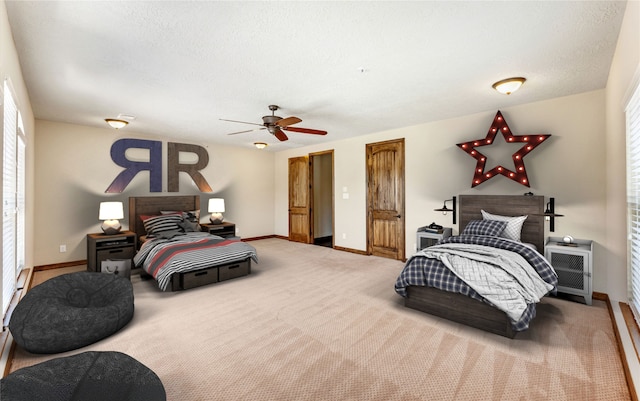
342;233;347;239
59;244;66;253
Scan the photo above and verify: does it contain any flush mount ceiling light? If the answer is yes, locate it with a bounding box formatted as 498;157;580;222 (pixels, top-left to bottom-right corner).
492;77;526;95
104;119;128;129
254;142;268;149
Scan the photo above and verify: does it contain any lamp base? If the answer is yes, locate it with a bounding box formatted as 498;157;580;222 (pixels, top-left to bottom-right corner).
101;220;122;235
209;213;224;225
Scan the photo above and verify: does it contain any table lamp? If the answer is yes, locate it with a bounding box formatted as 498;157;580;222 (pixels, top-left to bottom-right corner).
208;198;225;224
99;201;124;235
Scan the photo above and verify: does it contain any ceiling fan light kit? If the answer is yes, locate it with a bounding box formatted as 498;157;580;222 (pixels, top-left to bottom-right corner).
492;77;526;95
221;105;327;142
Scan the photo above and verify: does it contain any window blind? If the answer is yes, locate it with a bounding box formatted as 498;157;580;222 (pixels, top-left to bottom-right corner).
17;125;26;273
627;81;640;319
3;81;17;314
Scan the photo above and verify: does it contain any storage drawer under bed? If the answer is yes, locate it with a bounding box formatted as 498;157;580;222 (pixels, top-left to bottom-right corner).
178;267;218;290
219;260;251;281
170;258;252;291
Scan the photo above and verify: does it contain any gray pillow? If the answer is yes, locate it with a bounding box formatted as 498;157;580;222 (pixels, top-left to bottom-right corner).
481;210;527;242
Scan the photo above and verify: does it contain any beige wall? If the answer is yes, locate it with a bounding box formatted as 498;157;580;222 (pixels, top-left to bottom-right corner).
606;0;640;303
33;120;275;265
1;0;35;274
275;90;610;294
605;0;640;389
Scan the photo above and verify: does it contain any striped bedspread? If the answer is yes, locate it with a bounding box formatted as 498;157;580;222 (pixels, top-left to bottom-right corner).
134;232;258;291
395;235;557;331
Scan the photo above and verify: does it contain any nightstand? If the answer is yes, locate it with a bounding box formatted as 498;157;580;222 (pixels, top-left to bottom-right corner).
545;237;593;305
416;227;452;251
86;231;137;277
201;222;236;238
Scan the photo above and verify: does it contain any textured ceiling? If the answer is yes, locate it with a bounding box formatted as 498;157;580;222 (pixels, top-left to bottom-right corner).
5;1;627;151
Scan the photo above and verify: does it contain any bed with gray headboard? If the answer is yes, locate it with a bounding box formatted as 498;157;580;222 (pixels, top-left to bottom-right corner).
395;194;555;338
129;195;257;291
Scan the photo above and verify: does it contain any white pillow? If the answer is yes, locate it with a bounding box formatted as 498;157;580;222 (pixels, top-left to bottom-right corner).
481;210;527;242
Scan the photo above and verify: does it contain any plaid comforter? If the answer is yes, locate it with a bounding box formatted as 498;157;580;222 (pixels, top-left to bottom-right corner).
395;235;557;331
134;232;258;291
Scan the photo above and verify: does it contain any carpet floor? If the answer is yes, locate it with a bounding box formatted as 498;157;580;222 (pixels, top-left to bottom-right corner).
9;238;630;400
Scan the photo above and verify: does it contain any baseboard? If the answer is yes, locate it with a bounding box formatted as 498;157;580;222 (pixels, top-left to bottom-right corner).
333;245;368;255
243;235;280;241
598;293;638;401
34;260;87;272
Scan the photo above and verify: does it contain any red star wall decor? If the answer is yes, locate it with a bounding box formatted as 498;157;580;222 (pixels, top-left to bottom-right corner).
456;111;550;188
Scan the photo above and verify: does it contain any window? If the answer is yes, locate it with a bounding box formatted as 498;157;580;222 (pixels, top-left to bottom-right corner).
2;80;25;316
627;81;640;319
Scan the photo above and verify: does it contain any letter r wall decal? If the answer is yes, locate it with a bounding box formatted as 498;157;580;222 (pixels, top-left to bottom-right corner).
167;142;212;192
105;139;213;193
106;139;162;193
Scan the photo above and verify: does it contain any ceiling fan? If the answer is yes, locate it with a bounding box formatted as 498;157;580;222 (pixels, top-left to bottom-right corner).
221;105;327;142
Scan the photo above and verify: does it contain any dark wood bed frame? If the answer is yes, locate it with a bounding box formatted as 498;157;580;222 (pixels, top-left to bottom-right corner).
129;195;252;291
404;194;545;338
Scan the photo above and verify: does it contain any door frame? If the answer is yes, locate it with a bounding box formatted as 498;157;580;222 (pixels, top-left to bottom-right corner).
288;150;335;245
310;150;335;247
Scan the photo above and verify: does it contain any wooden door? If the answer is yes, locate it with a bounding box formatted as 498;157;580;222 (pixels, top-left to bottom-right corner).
288;156;312;243
366;139;405;260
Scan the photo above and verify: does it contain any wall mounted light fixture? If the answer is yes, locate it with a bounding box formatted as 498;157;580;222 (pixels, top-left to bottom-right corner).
434;196;456;224
543;197;564;232
492;77;526;95
105;119;129;129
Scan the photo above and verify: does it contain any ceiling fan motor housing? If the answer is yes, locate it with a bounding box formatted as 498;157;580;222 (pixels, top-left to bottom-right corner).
262;115;282;125
262;115;282;134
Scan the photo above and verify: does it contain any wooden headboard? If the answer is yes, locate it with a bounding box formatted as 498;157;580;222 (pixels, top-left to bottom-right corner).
129;195;200;245
459;195;545;251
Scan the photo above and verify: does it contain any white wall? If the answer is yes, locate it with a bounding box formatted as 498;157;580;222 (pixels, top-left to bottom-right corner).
0;0;35;273
606;0;640;303
275;90;610;294
33;120;275;265
604;0;640;392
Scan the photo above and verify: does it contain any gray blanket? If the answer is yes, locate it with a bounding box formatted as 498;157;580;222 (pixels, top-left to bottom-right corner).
418;243;555;321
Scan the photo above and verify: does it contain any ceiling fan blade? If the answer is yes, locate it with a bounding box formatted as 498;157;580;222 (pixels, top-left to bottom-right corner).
282;126;327;135
219;118;264;126
227;127;265;136
276;116;302;127
273;127;289;141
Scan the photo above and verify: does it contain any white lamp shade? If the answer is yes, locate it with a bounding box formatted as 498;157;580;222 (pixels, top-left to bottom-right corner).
208;198;225;213
99;202;124;220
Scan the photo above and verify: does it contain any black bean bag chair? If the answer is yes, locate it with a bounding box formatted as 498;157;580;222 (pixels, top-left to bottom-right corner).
0;351;166;401
9;272;134;354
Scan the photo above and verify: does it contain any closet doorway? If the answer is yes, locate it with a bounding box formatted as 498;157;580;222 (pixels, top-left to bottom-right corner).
287;150;334;247
311;150;334;248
